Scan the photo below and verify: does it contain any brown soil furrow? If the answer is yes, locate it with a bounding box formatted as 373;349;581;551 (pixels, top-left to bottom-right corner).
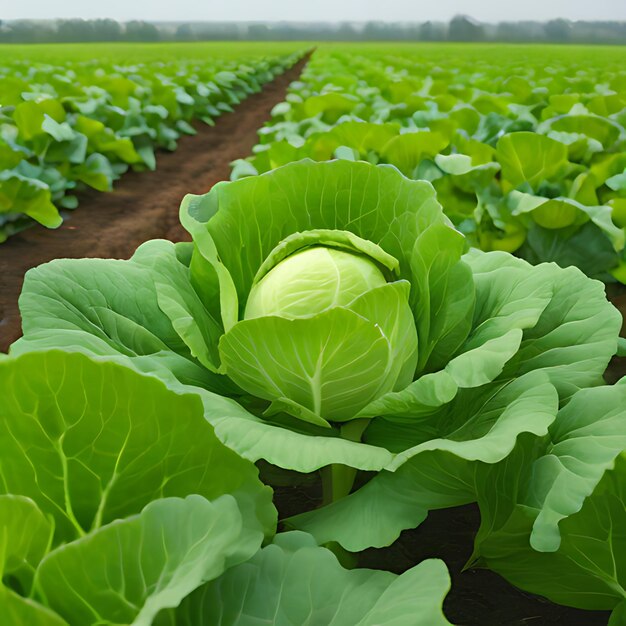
0;54;309;352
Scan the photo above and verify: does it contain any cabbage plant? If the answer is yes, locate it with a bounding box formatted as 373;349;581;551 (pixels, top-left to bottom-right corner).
0;350;452;625
12;159;623;553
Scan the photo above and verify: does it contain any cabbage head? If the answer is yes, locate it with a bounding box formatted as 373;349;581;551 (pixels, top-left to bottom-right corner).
12;159;623;552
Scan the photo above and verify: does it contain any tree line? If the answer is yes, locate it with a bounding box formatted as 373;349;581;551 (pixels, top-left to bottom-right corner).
1;16;626;45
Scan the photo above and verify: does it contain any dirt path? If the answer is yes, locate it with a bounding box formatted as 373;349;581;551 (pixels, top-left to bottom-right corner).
0;54;309;352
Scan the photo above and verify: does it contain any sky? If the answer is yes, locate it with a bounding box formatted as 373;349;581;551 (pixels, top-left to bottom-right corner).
4;0;626;23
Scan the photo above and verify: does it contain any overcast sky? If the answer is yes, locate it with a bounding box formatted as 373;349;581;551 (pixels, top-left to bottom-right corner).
4;0;626;23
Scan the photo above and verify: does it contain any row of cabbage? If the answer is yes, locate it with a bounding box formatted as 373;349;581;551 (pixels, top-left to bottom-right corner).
232;45;626;285
0;48;303;242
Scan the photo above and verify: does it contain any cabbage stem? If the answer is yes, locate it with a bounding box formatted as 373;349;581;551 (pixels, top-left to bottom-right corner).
321;419;370;505
340;418;370;444
321;464;356;505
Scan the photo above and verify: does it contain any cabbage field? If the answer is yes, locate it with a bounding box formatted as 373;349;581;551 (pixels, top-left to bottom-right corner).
0;43;303;241
235;44;626;286
1;42;626;626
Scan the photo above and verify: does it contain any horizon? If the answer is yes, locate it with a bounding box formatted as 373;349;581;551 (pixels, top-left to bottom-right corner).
4;0;626;24
4;17;626;25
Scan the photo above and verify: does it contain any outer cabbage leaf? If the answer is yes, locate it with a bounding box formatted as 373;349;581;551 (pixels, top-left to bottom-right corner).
408;221;475;374
37;495;259;626
610;601;626;626
156;532;453;626
325;120;400;154
496;131;568;190
380;131;449;177
131;239;225;373
0;350;275;544
0;496;52;592
0;171;62;228
0;589;67;626
465;250;622;396
180;159;444;324
518;222;621;282
472;383;626;616
529;384;626;552
0;496;65;625
287;373;558;550
474;455;626;615
541;114;622;149
198;387;395;473
509;192;625;250
14;254;233;393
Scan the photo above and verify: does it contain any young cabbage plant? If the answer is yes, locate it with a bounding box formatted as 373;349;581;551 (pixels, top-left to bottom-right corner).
12;159;623;553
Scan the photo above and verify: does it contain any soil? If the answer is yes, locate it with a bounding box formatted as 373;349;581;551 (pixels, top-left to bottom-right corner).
273;484;612;626
0;53;310;352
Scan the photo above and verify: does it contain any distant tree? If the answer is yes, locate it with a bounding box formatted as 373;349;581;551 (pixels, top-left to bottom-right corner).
125;21;160;42
418;21;435;41
175;23;195;41
336;22;357;41
1;17;625;44
544;18;571;42
248;24;270;40
56;19;94;42
4;19;53;43
495;22;519;41
417;21;446;41
92;19;122;41
448;15;486;41
194;23;240;40
272;24;300;40
363;22;386;40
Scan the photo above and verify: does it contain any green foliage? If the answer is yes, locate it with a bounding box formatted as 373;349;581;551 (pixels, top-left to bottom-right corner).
232;44;626;283
13;160;622;566
0;350;275;541
4;43;626;621
157;532;452;626
37;495;254;626
0;348;453;624
0;45;304;241
472;382;626;623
